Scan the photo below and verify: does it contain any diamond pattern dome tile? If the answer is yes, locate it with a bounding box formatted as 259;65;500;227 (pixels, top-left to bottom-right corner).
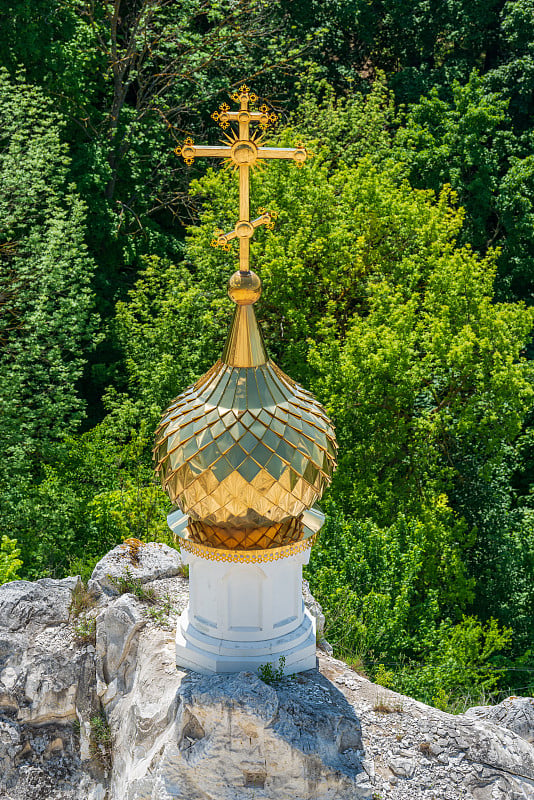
154;357;337;539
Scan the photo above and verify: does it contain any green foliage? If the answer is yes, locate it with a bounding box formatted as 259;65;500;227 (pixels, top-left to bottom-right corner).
390;616;513;708
73;615;97;645
108;88;534;705
308;510;468;661
485;0;534;124
396;73;509;250
185;108;534;524
90;711;111;743
108;567;158;604
0;69;97;472
114;255;229;409
374;664;395;689
496;154;534;301
449;443;534;655
291;74;396;168
0;0;100;104
0;0;323;417
68;554;103;585
308;513;513;708
3;413;171;578
0;536;22;585
89;711;112;768
89;482;170;547
0;69;98;568
258;656;286;684
395;71;534;301
281;0;504;101
2;0;534;711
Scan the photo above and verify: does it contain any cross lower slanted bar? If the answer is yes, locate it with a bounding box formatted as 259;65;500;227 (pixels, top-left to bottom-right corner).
174;84;309;272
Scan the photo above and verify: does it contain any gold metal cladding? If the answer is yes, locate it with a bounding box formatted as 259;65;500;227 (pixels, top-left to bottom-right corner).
188;514;303;550
231;138;258;165
211;86;274;133
166;506;324;539
179;531;318;563
222;304;268;367
157;86;336;550
236;221;254;238
227;270;262;306
174;87;309;273
153;355;338;536
212;212;278;251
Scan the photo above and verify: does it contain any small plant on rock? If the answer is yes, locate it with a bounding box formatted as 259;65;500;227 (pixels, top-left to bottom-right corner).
109;570;176;628
108;567;157;604
144;593;174;628
0;535;22;585
346;656;368;678
374;663;395;689
258;656;286;685
373;692;404;713
179;563;189;579
90;711;112;770
69;581;96;618
71;717;81;739
74;615;96;645
432;686;450;712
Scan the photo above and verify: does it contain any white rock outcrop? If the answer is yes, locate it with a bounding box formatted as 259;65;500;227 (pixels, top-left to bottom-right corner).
465;696;534;743
88;541;183;598
1;541;534;800
0;577;102;800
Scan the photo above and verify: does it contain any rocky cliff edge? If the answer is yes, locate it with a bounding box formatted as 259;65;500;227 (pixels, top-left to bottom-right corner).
1;541;533;800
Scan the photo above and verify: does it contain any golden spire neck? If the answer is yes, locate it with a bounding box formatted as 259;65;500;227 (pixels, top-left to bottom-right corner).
223;269;267;367
222;304;268;367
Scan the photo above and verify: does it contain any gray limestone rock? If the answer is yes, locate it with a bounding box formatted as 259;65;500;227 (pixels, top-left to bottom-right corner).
2;551;534;800
302;577;333;654
108;648;369;800
0;577;103;800
0;577;80;631
88;541;183;598
389;755;417;779
465;696;534;743
95;593;148;707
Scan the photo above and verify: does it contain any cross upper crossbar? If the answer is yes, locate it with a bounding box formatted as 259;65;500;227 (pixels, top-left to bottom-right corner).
174;84;309;272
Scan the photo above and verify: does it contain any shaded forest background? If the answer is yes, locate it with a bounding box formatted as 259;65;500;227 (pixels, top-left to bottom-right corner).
2;0;534;710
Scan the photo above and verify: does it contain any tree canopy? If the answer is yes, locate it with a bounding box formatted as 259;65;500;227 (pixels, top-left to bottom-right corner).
1;0;534;709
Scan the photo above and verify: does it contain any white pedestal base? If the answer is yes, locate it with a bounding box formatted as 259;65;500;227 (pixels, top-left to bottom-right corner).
175;546;317;675
176;606;316;675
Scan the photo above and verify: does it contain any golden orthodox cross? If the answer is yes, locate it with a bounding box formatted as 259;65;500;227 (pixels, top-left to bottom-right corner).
174;85;309;273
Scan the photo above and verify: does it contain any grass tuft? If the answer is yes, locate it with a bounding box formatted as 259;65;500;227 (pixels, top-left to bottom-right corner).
69;581;97;618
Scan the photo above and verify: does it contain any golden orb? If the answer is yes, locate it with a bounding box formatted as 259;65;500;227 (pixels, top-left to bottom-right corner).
228;270;261;305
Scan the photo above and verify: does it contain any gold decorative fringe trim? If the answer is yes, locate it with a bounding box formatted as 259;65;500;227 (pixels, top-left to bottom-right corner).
178;531;318;563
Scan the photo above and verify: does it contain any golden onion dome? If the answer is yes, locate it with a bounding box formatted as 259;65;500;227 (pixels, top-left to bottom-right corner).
153;270;337;550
